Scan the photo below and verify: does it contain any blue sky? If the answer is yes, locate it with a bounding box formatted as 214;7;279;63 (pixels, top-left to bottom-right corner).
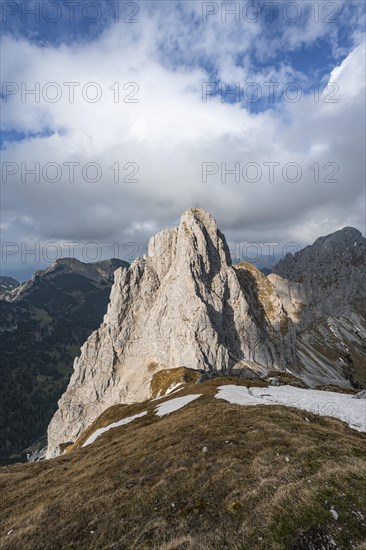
1;0;365;279
1;1;361;91
1;0;119;43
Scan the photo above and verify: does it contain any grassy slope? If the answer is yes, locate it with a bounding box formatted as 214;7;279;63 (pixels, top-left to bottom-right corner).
1;378;366;550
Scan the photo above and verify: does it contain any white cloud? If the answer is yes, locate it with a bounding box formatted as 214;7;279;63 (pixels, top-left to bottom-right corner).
1;2;365;274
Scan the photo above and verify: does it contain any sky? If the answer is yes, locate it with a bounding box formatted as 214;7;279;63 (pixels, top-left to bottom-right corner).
1;0;365;280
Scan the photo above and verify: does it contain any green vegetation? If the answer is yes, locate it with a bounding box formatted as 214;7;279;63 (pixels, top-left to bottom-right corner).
0;273;114;462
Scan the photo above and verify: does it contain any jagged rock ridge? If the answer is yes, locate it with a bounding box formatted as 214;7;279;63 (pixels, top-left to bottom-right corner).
271;227;366;387
47;210;366;457
272;227;365;319
47;209;296;456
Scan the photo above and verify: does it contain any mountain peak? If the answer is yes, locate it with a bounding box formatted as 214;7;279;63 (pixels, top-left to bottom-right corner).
147;207;231;281
9;257;129;302
52;257;81;266
313;226;363;249
273;226;365;279
339;226;362;236
180;207;217;227
47;209;291;457
46;211;366;458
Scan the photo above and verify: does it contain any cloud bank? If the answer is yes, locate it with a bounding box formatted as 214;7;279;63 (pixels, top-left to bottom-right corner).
1;1;365;276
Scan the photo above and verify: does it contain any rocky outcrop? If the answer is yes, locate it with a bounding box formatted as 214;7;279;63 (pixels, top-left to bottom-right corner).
47;212;366;457
47;209;295;457
272;228;366;387
272;227;366;320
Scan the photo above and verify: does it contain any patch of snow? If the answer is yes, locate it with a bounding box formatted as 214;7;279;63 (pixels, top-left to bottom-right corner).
165;382;183;395
154;394;201;417
82;411;147;447
330;508;339;520
215;385;366;432
151;383;184;402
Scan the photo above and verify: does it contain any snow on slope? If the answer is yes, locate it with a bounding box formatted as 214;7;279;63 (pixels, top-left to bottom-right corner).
82;411;147;447
80;386;364;451
82;395;202;447
215;385;366;432
155;394;202;417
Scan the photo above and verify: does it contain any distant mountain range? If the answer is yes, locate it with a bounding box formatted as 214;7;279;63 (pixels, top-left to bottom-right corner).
0;258;128;462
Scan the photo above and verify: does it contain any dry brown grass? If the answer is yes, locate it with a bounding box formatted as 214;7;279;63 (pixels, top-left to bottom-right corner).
150;367;201;399
1;378;365;550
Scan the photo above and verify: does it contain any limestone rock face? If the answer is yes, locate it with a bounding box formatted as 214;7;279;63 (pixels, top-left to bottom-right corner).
272;228;366;387
47;209;293;457
47;212;366;457
272;227;366;320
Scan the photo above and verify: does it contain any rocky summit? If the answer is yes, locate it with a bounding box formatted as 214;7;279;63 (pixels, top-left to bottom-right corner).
47;209;366;457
